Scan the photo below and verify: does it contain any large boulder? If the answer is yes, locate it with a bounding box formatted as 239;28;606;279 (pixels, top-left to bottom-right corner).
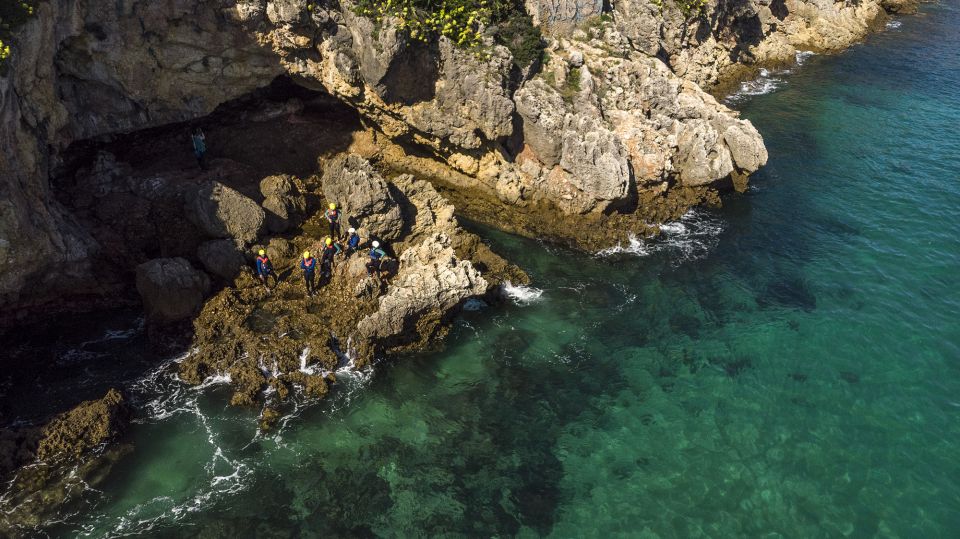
320;154;404;240
197;239;247;281
186;181;265;243
135;258;211;323
35;389;130;462
260;174;308;233
356;233;487;349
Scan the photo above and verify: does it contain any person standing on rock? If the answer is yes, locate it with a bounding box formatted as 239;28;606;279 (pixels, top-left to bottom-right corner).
325;203;341;239
300;251;317;296
366;241;388;280
255;249;276;291
345;228;361;257
191;128;207;170
319;237;340;286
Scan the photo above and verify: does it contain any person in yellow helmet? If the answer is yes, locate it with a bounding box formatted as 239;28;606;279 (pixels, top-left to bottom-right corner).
300;250;317;296
324;202;341;239
255;248;275;291
319;236;342;286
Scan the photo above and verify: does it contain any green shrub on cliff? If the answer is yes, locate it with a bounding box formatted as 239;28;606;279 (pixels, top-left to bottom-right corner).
0;1;35;71
354;0;543;67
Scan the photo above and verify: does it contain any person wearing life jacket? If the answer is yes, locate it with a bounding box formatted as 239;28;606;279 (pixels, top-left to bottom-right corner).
255;249;276;291
300;250;317;296
319;237;341;285
345;227;361;256
324;203;341;239
366;241;388;279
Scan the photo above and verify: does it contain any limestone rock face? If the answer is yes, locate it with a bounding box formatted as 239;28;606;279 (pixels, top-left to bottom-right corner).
198;239;247;281
186;181;265;244
320;154;404;240
135;258;211;323
525;0;605;26
260;175;308;233
356;233;487;348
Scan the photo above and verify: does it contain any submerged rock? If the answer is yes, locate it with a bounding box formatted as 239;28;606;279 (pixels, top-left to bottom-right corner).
135;257;211;323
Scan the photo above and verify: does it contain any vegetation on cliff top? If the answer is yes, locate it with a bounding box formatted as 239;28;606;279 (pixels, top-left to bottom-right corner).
0;1;34;71
354;0;543;67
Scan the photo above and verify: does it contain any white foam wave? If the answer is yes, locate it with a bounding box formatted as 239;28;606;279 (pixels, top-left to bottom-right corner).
795;50;816;65
502;281;544;305
726;68;784;103
887;20;902;29
596;209;725;263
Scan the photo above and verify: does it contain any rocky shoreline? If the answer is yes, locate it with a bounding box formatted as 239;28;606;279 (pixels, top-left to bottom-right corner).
0;0;919;526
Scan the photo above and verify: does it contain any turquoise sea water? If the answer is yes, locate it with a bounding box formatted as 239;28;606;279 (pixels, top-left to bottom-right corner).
6;2;960;536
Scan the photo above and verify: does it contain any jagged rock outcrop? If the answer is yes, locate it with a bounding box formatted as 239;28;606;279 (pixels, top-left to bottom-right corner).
0;389;131;536
356;233;487;350
320;153;404;240
135;257;211;323
179;155;525;409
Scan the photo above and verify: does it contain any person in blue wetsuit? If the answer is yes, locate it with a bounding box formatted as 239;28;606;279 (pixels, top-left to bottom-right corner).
255;249;276;291
300;251;317;296
366;241;388;280
191;128;207;170
345;227;361;257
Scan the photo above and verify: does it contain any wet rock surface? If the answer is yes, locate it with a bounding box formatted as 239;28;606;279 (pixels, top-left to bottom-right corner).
0;389;131;535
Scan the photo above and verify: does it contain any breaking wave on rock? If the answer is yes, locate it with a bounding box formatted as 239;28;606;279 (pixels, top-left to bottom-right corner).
725;51;816;104
502;282;544;306
597;209;726;263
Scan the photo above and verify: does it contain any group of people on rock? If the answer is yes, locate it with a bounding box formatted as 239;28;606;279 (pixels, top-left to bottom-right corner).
254;202;392;297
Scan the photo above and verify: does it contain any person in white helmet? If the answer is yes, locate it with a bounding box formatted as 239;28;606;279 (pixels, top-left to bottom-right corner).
366;240;387;279
345;227;361;256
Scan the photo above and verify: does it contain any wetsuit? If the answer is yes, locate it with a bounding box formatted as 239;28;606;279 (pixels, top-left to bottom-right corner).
319;243;340;283
192;132;206;169
300;257;317;294
366;247;386;277
256;255;276;287
324;209;341;238
345;233;361;256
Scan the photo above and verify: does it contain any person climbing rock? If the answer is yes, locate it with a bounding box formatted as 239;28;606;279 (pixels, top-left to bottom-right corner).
191;128;207;170
319;237;341;286
366;241;388;280
300;251;317;296
345;228;361;257
255;249;276;291
324;203;341;239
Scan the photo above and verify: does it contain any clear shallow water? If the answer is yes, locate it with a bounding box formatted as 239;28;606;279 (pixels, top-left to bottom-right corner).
8;2;960;536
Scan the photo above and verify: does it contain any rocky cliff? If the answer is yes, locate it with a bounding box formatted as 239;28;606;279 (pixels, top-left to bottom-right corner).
0;0;911;311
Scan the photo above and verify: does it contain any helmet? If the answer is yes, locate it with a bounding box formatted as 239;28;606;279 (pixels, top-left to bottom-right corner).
325;237;333;246
303;251;311;259
372;241;380;248
329;203;336;210
258;249;265;256
348;227;356;234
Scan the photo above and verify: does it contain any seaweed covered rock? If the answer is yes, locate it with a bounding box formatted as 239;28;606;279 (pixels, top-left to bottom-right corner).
320;154;404;240
0;390;131;535
186;181;265;243
135;257;211;323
